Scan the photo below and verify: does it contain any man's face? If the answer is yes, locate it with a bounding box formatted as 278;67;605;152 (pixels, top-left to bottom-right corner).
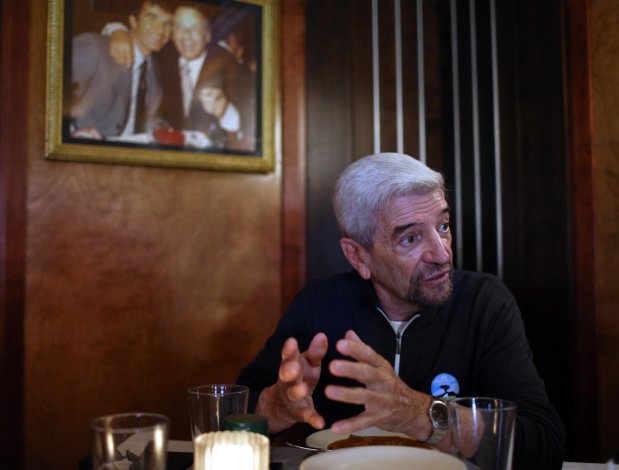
198;86;226;117
173;7;211;60
129;2;173;56
360;190;453;315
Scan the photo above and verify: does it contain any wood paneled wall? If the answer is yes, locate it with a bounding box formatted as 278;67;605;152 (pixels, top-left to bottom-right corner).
1;1;306;468
0;0;30;468
589;0;619;459
564;0;599;460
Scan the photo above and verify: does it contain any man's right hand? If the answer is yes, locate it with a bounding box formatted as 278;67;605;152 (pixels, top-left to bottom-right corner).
256;333;328;434
109;30;133;68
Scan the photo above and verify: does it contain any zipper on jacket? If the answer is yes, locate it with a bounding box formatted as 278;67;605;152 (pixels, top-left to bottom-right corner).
376;307;420;376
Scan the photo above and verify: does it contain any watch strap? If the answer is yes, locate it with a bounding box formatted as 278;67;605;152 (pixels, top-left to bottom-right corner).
424;398;449;445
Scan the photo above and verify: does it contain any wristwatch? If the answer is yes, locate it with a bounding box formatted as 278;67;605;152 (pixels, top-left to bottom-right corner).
424;398;449;445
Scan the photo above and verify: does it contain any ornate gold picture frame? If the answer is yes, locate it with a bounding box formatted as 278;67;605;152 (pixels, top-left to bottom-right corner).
46;0;278;172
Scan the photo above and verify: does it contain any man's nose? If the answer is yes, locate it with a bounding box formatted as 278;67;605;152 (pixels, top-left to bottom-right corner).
174;29;188;41
422;231;451;264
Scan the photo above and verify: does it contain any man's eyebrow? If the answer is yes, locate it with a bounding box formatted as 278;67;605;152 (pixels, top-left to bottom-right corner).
392;222;417;239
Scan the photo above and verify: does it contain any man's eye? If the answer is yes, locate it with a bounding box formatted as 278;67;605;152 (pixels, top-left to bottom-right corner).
439;223;450;233
402;235;418;246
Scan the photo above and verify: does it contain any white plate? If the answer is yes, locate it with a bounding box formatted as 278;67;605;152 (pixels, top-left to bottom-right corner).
299;445;467;470
305;426;410;450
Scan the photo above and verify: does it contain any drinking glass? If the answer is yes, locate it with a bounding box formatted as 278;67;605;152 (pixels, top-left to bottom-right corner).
187;384;249;439
449;397;517;470
91;412;169;470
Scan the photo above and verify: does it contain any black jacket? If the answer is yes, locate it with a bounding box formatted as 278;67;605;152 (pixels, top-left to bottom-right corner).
237;270;565;469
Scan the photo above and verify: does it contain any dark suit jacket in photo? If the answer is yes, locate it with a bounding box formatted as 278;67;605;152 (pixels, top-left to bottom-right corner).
69;33;163;137
156;42;252;149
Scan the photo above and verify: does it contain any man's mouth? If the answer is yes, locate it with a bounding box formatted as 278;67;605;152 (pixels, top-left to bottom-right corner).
422;268;451;284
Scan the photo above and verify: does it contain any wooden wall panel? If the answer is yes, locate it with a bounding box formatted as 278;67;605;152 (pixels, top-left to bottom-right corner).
19;2;292;468
564;0;599;460
0;0;30;468
281;0;307;309
590;0;619;459
306;0;356;279
495;0;572;453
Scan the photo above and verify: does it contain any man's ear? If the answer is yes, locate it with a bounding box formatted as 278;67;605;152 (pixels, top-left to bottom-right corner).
340;238;371;280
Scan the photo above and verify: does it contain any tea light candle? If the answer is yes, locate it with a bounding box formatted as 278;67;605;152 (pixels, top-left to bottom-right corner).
194;431;269;470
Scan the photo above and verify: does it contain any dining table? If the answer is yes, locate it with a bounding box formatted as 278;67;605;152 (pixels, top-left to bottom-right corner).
167;422;615;470
168;441;614;470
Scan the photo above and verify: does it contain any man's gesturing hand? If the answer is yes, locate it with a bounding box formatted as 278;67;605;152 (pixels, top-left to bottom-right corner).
325;330;433;442
109;29;134;68
256;333;328;434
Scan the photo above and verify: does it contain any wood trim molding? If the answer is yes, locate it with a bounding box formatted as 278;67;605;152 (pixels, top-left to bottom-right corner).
281;0;307;310
563;0;599;459
0;0;30;467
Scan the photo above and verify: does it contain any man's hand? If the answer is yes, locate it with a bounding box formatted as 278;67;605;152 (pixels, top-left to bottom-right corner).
256;333;328;434
325;330;436;443
109;29;133;68
70;127;103;139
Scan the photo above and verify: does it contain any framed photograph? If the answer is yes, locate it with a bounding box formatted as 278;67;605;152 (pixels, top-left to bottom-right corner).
46;0;278;172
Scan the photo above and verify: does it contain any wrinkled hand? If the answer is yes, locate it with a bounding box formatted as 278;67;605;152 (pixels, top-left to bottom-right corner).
109;29;133;68
325;330;432;441
257;333;328;433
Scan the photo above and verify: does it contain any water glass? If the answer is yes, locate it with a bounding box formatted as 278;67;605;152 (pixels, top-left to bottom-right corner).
187;384;249;439
449;397;517;470
91;412;169;470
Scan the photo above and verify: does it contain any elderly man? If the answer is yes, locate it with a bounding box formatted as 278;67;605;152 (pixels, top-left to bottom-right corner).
69;0;172;139
237;153;565;469
157;4;241;148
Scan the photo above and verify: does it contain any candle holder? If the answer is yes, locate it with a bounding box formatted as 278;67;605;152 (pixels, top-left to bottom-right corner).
194;430;269;470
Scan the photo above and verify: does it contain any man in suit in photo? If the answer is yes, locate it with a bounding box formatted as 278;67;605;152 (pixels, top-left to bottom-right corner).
156;4;243;150
68;0;173;140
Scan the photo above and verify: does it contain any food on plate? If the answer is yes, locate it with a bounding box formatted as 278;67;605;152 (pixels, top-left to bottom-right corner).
326;434;433;450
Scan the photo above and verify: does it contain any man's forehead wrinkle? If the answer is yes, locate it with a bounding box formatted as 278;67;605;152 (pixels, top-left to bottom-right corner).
370;190;447;245
390;206;450;236
383;196;447;228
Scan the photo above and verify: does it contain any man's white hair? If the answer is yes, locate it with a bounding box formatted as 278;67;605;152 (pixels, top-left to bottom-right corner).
332;152;445;248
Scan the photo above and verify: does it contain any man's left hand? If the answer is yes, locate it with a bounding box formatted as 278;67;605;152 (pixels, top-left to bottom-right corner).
324;330;433;442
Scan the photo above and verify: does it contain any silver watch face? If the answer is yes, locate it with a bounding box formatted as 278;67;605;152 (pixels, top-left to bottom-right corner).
430;399;449;429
